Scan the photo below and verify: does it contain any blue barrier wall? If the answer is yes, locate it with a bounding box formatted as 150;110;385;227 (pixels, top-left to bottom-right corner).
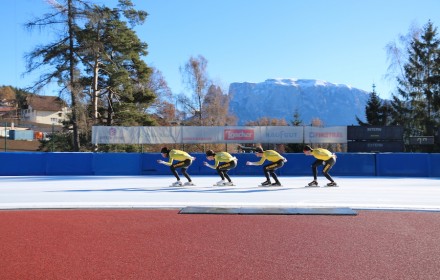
376;153;430;177
94;153;142;175
0;152;438;177
430;154;440;177
46;153;94;175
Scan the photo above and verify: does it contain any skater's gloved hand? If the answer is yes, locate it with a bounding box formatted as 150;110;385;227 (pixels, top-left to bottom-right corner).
203;161;208;166
283;158;287;162
246;161;254;166
157;160;166;165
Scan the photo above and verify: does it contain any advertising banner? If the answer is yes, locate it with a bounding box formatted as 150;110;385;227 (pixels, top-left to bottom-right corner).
181;126;223;143
223;127;259;143
263;126;303;143
304;126;347;144
140;126;182;144
93;126;346;144
92;126;140;144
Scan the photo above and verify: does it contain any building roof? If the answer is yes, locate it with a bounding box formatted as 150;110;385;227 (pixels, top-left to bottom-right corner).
25;95;67;111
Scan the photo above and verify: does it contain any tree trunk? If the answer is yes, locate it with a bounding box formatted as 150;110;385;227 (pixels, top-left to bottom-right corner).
92;57;100;123
68;0;80;151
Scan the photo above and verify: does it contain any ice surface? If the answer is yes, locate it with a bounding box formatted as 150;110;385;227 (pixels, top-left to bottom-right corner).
1;176;439;211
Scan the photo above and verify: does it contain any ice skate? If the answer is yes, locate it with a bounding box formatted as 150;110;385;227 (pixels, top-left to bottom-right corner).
214;180;226;186
306;180;319;187
223;181;235;186
271;182;282;187
170;181;183;187
184;181;195;186
259;181;271;187
326;182;338;187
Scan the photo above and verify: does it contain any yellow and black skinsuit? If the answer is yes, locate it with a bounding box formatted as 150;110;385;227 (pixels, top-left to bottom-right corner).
209;152;237;182
163;149;194;182
310;148;336;182
252;150;285;184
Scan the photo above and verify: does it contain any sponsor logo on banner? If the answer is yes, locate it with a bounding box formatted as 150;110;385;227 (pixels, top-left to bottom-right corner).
309;132;343;138
109;127;117;137
224;129;254;140
266;131;298;139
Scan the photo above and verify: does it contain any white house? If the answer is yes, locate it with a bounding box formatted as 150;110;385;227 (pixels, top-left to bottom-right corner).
21;95;70;126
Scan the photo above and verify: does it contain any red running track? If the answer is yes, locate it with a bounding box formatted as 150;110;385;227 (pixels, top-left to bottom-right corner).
1;210;439;279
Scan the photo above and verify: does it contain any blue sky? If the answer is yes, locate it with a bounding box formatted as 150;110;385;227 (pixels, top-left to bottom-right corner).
2;0;440;99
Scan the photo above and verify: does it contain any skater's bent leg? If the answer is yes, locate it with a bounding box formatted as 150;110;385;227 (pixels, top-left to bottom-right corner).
170;165;180;181
323;160;335;182
268;160;283;184
311;167;318;180
175;159;192;182
311;160;323;180
270;171;280;184
181;168;191;182
263;167;271;182
223;171;232;182
216;168;226;180
323;172;334;182
218;161;234;182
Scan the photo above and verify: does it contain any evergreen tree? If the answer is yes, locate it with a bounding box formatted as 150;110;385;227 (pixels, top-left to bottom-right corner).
357;85;388;125
291;109;302;126
24;0;90;151
286;109;303;153
77;1;155;127
25;0;156;151
392;21;440;137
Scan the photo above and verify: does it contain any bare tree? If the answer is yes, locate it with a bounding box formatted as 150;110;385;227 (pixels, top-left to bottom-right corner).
179;55;210;125
385;23;422;93
203;85;236;126
246;117;287;126
147;68;178;125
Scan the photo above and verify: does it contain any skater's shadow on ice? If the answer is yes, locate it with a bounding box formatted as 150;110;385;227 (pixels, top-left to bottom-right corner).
47;187;291;194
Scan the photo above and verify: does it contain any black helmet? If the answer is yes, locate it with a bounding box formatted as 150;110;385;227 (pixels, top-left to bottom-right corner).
160;147;169;154
206;150;215;157
255;147;263;153
303;145;313;152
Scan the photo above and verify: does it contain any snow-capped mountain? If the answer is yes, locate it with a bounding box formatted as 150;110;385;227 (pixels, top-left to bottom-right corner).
228;78;369;126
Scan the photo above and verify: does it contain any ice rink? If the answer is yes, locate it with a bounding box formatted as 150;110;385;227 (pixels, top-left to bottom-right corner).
1;175;439;211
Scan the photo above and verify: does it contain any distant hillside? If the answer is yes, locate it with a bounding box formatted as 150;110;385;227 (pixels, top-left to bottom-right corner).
228;79;369;126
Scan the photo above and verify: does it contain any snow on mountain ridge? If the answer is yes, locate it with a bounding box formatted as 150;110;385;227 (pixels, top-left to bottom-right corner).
228;79;369;126
265;78;352;89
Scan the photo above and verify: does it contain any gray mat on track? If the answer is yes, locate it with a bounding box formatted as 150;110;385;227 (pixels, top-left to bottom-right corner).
179;207;357;215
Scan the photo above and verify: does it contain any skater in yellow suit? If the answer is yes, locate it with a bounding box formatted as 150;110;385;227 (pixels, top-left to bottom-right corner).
303;145;337;187
157;147;196;187
204;150;237;186
246;147;287;186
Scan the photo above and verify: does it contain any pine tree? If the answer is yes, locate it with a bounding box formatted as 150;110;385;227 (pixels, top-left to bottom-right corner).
24;0;90;151
286;109;303;153
357;84;388;125
392;21;440;137
77;1;155;126
291;109;302;126
25;0;156;151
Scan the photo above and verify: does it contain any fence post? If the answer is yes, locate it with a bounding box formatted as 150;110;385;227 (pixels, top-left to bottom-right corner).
4;122;7;152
